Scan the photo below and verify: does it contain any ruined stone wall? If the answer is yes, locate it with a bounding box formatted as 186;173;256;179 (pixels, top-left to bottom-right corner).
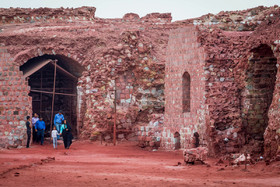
197;9;280;158
0;8;176;147
0;46;32;148
0;7;96;25
198;30;251;155
163;27;207;150
1;5;280;158
177;5;279;31
247;14;280;159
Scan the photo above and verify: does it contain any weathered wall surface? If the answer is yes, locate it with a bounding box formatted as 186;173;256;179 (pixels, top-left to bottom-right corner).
0;7;96;25
0;46;32;148
197;8;280;158
0;5;280;160
163;27;207;149
248;14;280;159
0;8;175;147
198;30;251;155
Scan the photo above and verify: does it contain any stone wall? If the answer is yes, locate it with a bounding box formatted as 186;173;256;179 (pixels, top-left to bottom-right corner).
0;46;32;148
163;26;207;150
0;7;96;25
0;8;175;147
248;13;280;159
0;5;280;160
197;10;280;158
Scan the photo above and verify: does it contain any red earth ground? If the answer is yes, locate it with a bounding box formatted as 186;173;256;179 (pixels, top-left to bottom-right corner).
0;140;279;187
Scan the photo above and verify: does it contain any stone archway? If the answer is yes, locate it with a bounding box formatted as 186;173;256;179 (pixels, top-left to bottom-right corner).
20;54;85;136
241;44;277;153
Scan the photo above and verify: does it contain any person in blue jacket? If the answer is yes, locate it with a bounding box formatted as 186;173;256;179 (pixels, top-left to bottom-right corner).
35;117;46;145
54;110;64;139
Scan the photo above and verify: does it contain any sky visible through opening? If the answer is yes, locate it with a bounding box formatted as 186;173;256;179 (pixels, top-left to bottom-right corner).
0;0;279;21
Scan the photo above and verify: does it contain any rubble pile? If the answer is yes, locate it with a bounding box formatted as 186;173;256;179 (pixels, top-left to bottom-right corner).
183;147;208;164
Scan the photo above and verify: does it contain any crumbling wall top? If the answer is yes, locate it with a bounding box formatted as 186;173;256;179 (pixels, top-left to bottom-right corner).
176;5;279;31
0;6;96;24
141;13;172;23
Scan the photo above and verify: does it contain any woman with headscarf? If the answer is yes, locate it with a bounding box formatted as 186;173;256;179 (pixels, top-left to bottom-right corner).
60;119;73;149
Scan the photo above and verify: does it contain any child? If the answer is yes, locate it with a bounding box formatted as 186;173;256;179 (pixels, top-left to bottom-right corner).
52;126;58;149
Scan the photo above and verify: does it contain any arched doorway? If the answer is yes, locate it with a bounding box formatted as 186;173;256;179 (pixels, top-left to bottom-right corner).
20;54;85;136
242;45;277;153
174;131;181;150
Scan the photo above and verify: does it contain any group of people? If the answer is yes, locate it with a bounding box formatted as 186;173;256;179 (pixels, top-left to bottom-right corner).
25;110;73;149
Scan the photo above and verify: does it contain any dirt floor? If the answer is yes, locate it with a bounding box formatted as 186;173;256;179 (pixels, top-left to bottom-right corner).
0;140;279;187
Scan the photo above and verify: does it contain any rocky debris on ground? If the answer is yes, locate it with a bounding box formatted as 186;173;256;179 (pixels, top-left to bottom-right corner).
183;147;208;164
231;154;252;165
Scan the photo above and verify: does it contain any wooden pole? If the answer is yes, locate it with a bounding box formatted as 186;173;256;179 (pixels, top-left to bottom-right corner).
113;80;117;146
50;61;57;132
40;71;42;116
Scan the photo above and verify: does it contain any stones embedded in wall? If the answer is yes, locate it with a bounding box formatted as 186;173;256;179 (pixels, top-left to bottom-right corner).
75;29;167;141
0;9;171;144
0;7;96;25
198;11;280;158
137;114;163;149
242;46;277;145
116;71;135;106
248;15;280;159
177;5;280;31
0;5;280;159
0;46;32;148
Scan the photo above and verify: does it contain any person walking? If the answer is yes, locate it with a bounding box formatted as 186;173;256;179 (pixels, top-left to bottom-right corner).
60;119;73;149
31;113;39;143
35;117;46;145
26;116;31;148
54;110;64;139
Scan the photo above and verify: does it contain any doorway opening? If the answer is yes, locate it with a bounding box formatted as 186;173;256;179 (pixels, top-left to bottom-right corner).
20;54;85;136
241;45;277;152
174;132;181;150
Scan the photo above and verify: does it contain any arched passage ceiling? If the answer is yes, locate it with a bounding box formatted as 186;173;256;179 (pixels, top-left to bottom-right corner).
20;54;85;79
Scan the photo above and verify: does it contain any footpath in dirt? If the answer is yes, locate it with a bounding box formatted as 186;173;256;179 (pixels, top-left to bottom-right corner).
0;140;279;187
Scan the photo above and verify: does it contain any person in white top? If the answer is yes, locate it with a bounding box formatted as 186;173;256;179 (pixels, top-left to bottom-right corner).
51;126;59;149
32;113;39;143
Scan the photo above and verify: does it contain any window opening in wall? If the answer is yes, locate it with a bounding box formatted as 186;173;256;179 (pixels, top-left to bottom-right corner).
182;71;191;112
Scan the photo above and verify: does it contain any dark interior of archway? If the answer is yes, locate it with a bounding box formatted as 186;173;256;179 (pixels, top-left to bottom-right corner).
20;55;84;136
242;45;277;152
